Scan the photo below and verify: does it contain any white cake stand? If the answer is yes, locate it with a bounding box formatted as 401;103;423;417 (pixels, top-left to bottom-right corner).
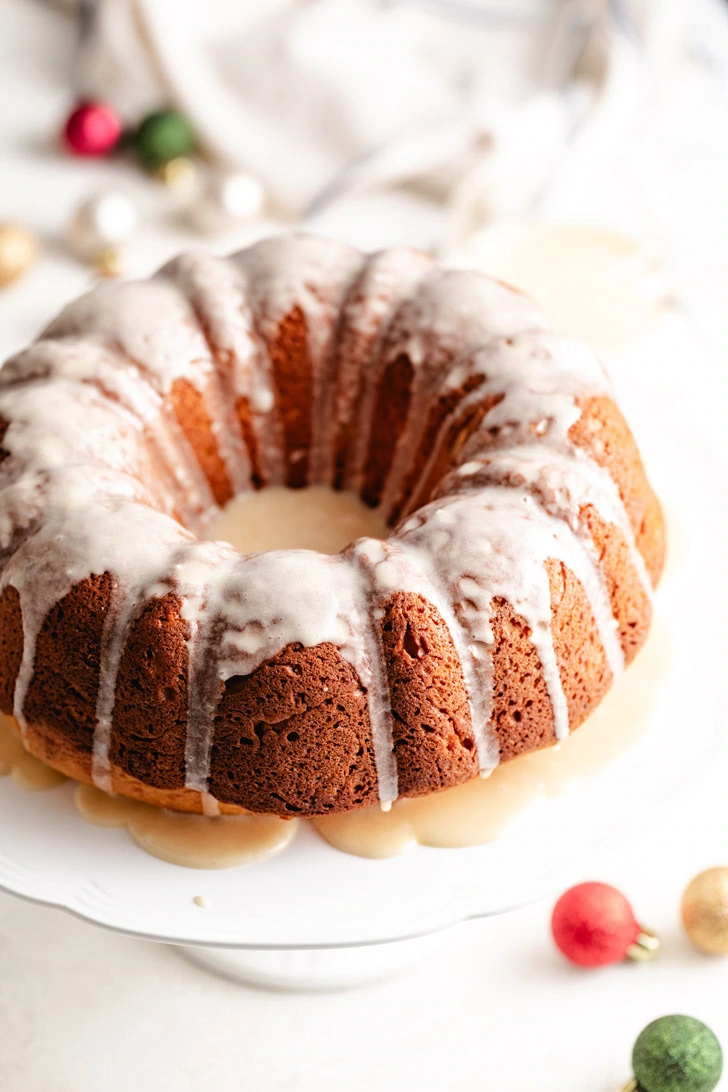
0;388;723;989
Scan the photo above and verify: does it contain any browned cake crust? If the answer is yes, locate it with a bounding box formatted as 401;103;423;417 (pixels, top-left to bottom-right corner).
0;236;665;816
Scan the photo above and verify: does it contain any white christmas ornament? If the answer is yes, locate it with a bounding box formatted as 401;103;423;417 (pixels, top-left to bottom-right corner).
188;170;265;234
67;191;140;260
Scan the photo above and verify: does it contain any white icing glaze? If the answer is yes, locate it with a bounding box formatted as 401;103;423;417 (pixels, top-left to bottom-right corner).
365;483;624;762
89;515;196;791
353;533;497;770
42;269;255;506
183;548;400;804
160;251;270;492
180;545;246;793
44;277;213;392
0;234;656;810
349;268;549;501
315;246;434;485
200;791;221;818
400;329;610;520
195;489;396;802
4;493;190;745
442;444;654;607
232;235;362;484
2;340;214;523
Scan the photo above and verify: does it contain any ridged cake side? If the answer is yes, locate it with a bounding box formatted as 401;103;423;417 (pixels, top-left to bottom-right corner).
0;234;665;816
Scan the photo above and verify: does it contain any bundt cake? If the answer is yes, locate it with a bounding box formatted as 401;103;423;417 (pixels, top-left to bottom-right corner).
0;233;665;817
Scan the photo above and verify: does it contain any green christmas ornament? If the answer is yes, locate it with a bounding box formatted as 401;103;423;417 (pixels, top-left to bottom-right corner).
134;110;196;168
629;1015;723;1092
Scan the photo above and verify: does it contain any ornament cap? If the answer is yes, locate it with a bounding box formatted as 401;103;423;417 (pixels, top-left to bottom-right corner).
619;1080;638;1092
153;157;198;195
93;247;122;279
627;924;660;963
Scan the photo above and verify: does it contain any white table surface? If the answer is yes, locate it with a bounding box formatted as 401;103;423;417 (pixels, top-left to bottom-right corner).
1;2;728;1090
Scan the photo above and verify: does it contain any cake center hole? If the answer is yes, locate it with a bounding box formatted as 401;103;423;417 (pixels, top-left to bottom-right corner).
204;486;388;555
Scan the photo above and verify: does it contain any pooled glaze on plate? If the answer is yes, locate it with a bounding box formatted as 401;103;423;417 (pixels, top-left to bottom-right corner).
0;612;668;867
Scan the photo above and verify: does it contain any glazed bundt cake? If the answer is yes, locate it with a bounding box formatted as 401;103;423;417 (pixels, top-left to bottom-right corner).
0;233;665;817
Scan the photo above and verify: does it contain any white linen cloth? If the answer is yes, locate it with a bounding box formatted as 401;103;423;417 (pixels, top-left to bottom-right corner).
46;0;728;352
75;0;689;221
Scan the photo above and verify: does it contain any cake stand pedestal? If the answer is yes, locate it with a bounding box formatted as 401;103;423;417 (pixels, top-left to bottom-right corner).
178;932;451;990
0;390;722;990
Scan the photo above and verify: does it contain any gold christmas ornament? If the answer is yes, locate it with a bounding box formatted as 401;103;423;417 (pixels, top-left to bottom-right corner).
0;224;39;287
67;191;139;267
682;867;728;955
153;156;198;195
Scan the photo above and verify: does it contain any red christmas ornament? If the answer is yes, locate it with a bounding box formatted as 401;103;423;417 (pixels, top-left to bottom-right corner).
63;101;122;157
551;882;659;968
